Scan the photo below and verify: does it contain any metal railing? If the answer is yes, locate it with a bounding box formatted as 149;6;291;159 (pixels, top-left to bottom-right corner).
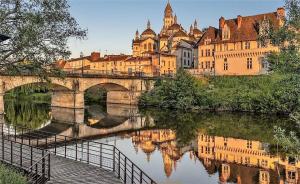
1;123;156;184
0;124;50;184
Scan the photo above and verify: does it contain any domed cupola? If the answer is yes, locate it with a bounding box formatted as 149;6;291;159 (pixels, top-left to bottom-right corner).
141;20;156;39
192;20;203;38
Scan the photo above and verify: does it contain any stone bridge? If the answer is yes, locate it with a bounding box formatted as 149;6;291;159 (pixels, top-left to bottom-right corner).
0;75;155;114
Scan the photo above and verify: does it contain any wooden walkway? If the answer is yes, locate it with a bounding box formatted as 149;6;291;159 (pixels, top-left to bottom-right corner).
47;155;122;184
0;138;122;184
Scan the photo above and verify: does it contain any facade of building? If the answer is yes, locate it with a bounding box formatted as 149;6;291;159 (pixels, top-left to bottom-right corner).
58;51;176;77
196;8;285;76
132;1;202;69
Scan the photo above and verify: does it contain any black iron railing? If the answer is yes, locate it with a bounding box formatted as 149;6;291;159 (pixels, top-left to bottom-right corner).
0;124;50;184
1;123;156;184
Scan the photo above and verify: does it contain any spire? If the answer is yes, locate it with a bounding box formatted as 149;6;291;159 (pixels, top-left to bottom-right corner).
135;29;139;40
194;19;198;28
164;0;173;17
190;24;193;34
174;14;177;23
147;20;151;29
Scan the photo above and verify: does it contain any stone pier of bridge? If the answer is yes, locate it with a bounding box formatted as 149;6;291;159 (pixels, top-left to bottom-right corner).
0;75;155;114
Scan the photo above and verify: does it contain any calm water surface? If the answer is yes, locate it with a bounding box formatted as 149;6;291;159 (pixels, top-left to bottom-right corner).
3;99;300;184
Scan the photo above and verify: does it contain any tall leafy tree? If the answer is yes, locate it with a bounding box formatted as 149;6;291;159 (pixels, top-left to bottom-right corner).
0;0;87;76
266;0;300;73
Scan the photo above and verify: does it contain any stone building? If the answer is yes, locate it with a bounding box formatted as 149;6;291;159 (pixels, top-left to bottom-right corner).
132;1;202;69
195;8;285;76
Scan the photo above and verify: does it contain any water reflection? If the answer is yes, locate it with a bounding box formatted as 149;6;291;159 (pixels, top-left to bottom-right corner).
3;100;300;184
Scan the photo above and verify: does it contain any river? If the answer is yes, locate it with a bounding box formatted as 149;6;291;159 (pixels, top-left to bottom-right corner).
2;99;300;184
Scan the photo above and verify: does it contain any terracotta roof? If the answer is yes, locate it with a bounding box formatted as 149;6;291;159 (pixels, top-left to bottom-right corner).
98;55;131;62
197;26;218;46
141;28;156;36
173;30;188;37
125;56;152;62
214;11;281;43
67;56;90;62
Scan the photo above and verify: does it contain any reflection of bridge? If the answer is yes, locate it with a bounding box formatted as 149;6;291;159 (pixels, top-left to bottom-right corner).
2;104;156;146
0;75;155;114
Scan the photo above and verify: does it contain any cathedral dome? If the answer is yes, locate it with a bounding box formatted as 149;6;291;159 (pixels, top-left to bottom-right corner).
173;30;188;37
167;23;181;31
141;28;156;37
193;28;202;35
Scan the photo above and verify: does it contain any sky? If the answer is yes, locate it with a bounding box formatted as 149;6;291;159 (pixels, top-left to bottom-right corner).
68;0;284;58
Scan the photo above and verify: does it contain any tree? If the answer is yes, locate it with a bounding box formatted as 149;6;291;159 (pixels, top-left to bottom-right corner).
0;0;87;76
265;0;300;73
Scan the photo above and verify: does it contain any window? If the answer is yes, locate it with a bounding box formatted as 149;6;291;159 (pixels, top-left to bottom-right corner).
208;49;210;56
184;52;186;57
144;44;147;50
201;62;204;69
224;58;228;71
188;60;190;66
206;61;210;69
261;160;268;167
247;140;252;149
245;41;250;49
188;52;190;58
245;157;250;164
148;43;152;51
184;59;186;65
201;50;204;57
212;49;215;56
224;44;228;51
288;171;296;180
247;58;253;69
212;61;215;68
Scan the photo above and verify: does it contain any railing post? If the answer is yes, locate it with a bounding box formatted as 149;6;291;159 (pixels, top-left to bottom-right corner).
20;144;22;167
10;141;13;164
42;150;45;178
21;128;23;144
30;147;33;172
131;163;134;184
113;147;115;172
64;136;67;157
87;141;89;164
118;151;121;179
45;138;48;149
54;135;57;155
35;164;38;184
14;126;16;141
140;170;143;184
124;157;127;184
75;138;77;161
100;144;102;167
1;124;4;160
48;154;51;179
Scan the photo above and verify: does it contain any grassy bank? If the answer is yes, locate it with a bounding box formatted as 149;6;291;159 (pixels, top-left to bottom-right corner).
0;164;27;184
139;70;300;115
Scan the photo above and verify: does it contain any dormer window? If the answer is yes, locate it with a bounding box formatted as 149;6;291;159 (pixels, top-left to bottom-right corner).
204;38;211;45
222;24;230;40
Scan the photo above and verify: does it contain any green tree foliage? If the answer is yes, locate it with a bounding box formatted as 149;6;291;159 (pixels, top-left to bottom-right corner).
139;69;204;111
264;0;300;73
0;0;87;75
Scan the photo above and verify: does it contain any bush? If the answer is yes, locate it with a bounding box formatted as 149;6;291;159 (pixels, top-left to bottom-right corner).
0;164;27;184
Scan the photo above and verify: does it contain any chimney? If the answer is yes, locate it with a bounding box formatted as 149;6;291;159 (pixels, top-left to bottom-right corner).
277;7;285;18
219;17;225;29
90;52;100;61
237;15;242;28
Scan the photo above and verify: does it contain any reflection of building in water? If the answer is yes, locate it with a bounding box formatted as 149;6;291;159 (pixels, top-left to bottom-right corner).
197;133;300;184
128;129;300;183
131;129;181;177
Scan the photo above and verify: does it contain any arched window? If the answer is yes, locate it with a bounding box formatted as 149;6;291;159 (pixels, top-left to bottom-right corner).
148;43;152;51
224;58;228;70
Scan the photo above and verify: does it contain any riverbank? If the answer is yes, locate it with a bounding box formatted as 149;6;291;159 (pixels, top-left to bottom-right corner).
139;70;300;116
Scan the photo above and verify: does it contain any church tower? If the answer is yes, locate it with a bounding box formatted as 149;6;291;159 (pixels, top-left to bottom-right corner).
163;1;174;32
